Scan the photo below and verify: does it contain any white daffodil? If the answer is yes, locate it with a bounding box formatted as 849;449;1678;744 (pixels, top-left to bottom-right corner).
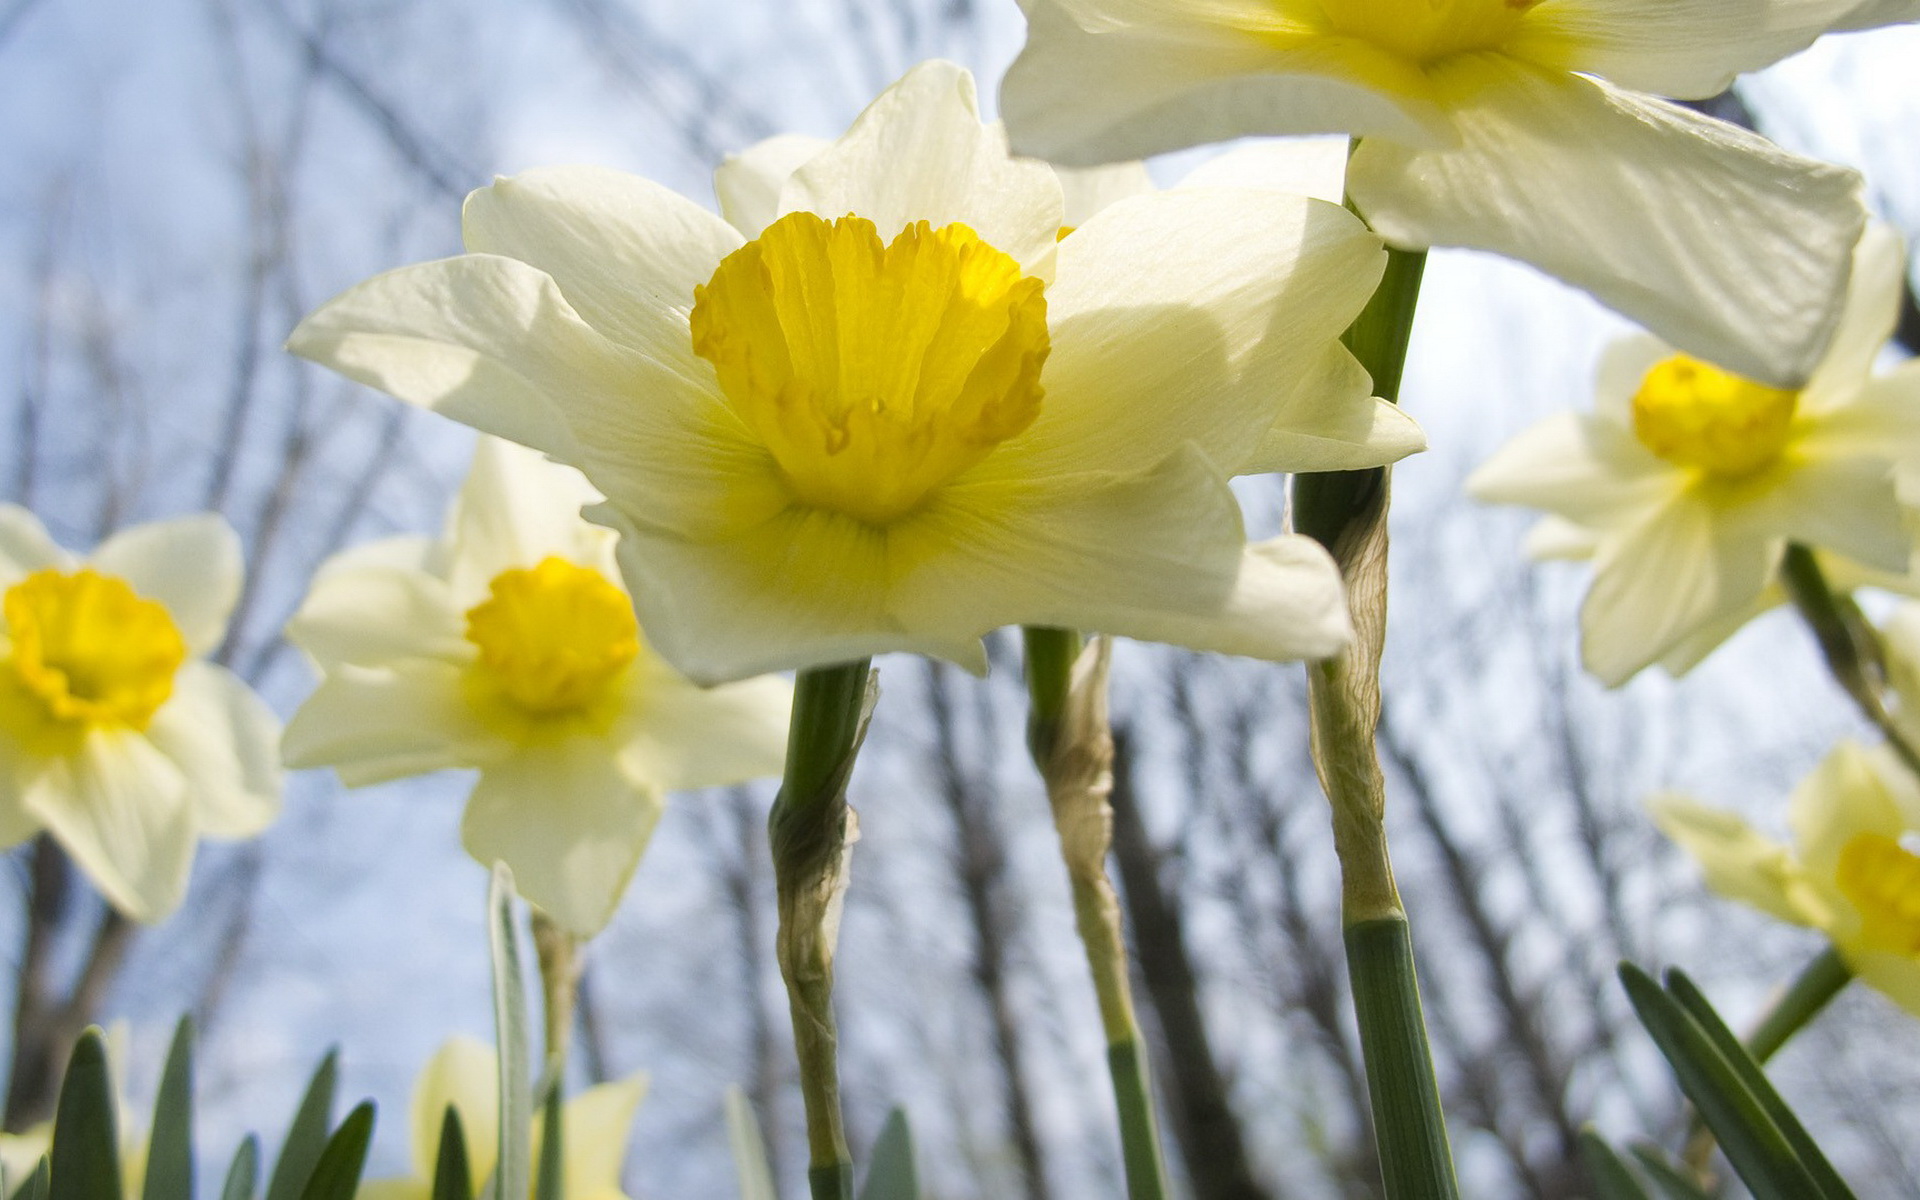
1651;739;1920;1017
997;0;1915;387
360;1036;646;1200
282;437;791;936
0;507;279;922
290;61;1416;686
1469;223;1920;686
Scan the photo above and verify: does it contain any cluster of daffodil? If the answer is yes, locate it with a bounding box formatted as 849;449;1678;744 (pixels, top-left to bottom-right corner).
276;0;1920;1193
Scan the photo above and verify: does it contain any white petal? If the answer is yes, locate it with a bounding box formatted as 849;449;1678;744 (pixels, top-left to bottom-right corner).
1579;498;1778;686
460;166;741;365
444;437;611;603
1523;516;1602;562
143;662;282;839
1054;160;1155;229
1646;792;1822;927
283;559;468;671
1348;63;1864;387
592;502;989;686
281;661;494;786
618;664;790;792
1831;0;1920;28
90;514;243;657
1656;587;1779;676
1467;412;1678;529
24;730;194;923
1730;452;1909;573
1788;739;1908;887
1802;222;1910;410
782;61;1065;273
715;134;830;236
1173;136;1349;203
1000;0;1451;166
462;737;664;937
1002;188;1385;480
1592;333;1674;425
0;505;70;585
1542;0;1869;99
904;446;1351;662
288;254;664;461
1245;344;1426;474
560;1074;648;1189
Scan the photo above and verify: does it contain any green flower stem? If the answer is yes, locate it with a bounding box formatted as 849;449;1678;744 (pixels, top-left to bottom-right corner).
1745;945;1853;1065
1779;542;1920;777
770;660;875;1200
1293;242;1459;1200
1022;626;1171;1200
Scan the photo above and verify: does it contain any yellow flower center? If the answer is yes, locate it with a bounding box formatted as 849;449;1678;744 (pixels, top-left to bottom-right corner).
1291;0;1539;64
2;568;187;730
1836;833;1920;956
1631;355;1799;479
691;211;1050;526
463;558;639;716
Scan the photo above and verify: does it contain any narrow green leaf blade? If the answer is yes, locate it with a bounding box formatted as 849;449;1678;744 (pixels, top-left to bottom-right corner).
1578;1130;1653;1200
21;1158;50;1200
724;1087;777;1200
1663;970;1855;1199
1618;965;1818;1200
48;1027;122;1200
489;862;532;1200
535;1080;563;1200
265;1050;338;1200
221;1137;261;1200
143;1016;195;1200
1626;1144;1713;1200
296;1103;375;1200
857;1109;919;1200
431;1107;473;1200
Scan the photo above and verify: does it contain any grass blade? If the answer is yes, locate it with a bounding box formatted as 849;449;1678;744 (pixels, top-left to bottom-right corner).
296;1103;375;1200
265;1050;338;1200
856;1109;919;1200
143;1016;194;1200
48;1027;121;1200
1578;1130;1652;1200
221;1137;261;1200
1626;1143;1713;1200
725;1087;777;1200
431;1107;473;1200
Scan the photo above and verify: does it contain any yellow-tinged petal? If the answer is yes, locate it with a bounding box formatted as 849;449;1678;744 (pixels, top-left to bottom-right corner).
1647;792;1825;929
1801;222;1910;411
1787;740;1909;895
285;562;469;671
1173;137;1349;202
22;729;195;922
445;438;611;606
1347;61;1862;388
715;134;829;236
1001;0;1452;166
1246;342;1426;474
1467;412;1679;529
617;666;790;792
781;61;1064;276
1722;451;1909;574
1053;159;1153;229
461;166;743;367
1538;0;1870;99
1579;498;1778;687
462;737;664;937
280;660;494;786
409;1035;500;1180
1846;950;1920;1018
143;662;281;839
556;1074;647;1192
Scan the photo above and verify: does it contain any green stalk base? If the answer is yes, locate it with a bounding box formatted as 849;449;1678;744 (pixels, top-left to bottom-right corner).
1748;945;1852;1064
1345;917;1460;1200
1107;1039;1171;1200
808;1162;854;1200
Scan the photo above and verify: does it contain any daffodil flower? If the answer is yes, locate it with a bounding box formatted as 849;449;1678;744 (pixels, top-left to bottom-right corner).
0;507;280;922
289;61;1419;685
997;0;1916;386
1651;738;1920;1016
280;437;791;936
360;1036;646;1200
1468;224;1920;686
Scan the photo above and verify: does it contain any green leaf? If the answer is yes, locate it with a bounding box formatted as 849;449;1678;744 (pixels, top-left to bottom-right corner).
535;1079;563;1200
296;1103;375;1200
48;1027;122;1200
724;1087;777;1200
431;1107;473;1200
221;1138;261;1200
489;863;532;1200
265;1050;338;1200
1626;1144;1713;1200
143;1016;195;1200
1618;965;1819;1200
1577;1130;1652;1200
857;1109;919;1200
20;1159;49;1200
1662;970;1855;1199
